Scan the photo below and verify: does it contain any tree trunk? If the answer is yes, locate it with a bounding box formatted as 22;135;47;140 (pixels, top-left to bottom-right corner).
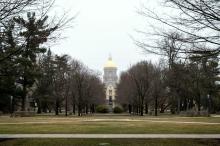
78;104;81;116
85;104;88;114
128;104;132;114
37;99;41;114
37;107;41;114
145;103;148;114
136;105;139;115
177;97;180;114
140;97;144;116
72;104;75;115
43;106;47;113
195;92;201;114
198;95;201;112
65;96;68;116
55;99;59;115
21;80;27;111
140;104;144;116
155;96;158;116
92;104;95;113
90;104;93;113
160;105;165;113
59;107;62;113
189;99;193;110
186;98;189;111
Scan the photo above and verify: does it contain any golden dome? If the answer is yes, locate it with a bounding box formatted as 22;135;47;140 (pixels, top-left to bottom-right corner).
104;56;117;68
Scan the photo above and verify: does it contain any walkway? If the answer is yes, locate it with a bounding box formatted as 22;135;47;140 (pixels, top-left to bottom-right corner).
1;118;220;125
0;134;220;139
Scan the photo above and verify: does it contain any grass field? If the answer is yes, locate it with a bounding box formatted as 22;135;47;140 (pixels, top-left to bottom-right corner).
0;115;220;146
0;115;220;134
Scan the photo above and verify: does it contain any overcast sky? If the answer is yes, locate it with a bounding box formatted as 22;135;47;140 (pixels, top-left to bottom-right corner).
51;0;163;75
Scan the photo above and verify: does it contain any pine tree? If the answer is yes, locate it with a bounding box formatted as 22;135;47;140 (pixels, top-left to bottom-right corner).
12;12;58;111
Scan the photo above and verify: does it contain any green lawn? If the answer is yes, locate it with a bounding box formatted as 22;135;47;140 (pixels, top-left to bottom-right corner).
0;115;220;134
0;139;220;146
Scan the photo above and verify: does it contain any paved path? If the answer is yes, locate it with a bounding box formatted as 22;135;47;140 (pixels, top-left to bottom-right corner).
1;119;220;125
84;119;220;125
0;134;220;139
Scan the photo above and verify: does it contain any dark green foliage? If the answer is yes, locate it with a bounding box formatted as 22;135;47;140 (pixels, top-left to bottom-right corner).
0;21;19;113
0;12;59;112
0;96;10;113
96;105;109;113
13;13;58;111
113;106;123;113
0;1;75;114
33;49;55;114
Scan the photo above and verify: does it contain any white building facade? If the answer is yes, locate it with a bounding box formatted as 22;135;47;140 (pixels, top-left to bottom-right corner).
103;56;118;108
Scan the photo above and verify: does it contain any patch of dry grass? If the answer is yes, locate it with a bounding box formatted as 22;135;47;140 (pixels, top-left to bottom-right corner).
0;115;220;134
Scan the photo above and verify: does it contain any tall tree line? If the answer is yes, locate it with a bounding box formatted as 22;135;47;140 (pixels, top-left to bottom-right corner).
0;0;74;113
117;61;165;116
34;50;105;116
119;0;220;116
117;57;219;115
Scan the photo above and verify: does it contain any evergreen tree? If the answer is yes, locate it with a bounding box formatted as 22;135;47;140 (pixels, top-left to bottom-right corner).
12;12;58;111
33;49;55;113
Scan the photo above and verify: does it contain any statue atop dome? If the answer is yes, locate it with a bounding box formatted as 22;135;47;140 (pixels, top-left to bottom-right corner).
104;55;117;68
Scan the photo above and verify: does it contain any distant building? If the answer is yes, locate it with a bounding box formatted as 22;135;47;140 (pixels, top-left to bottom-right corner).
103;56;118;109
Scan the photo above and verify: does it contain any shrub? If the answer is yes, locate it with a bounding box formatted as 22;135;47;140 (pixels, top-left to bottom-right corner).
96;105;109;113
113;106;123;113
14;111;36;117
199;110;210;117
180;110;210;117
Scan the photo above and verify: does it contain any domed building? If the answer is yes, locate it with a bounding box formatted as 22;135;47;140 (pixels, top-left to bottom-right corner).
103;56;118;109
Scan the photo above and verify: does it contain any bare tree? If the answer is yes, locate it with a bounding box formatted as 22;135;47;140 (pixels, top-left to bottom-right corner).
150;65;166;116
0;0;37;23
53;54;71;115
138;0;220;56
69;60;105;116
117;72;136;114
117;61;154;116
0;0;75;63
135;31;185;69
